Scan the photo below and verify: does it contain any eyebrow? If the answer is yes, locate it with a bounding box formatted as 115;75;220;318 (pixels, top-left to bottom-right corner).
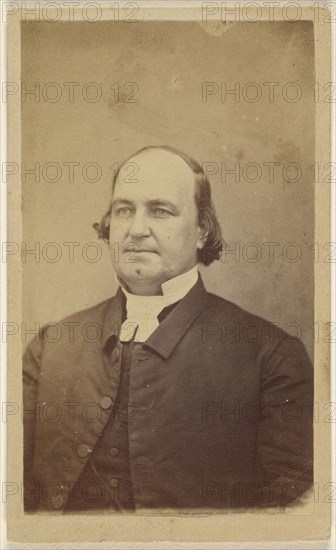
112;199;133;207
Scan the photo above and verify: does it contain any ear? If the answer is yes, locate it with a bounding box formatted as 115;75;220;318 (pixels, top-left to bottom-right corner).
196;224;208;250
101;211;111;242
104;213;111;230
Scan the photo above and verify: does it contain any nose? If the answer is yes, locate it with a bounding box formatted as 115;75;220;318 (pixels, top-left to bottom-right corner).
128;210;151;239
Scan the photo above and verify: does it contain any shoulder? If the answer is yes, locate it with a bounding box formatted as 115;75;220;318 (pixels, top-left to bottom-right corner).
204;290;274;327
24;295;118;358
203;290;312;375
41;297;115;342
55;297;114;327
203;290;302;352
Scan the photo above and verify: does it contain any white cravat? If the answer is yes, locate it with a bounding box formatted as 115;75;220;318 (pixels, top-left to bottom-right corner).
118;266;199;343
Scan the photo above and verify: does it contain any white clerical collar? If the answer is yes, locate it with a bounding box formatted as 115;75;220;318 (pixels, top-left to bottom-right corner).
116;266;199;342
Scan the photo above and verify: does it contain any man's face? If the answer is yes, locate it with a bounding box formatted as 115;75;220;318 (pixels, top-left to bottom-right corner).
108;149;205;294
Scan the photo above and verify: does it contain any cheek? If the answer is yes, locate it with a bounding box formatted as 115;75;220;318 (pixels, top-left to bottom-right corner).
109;220;127;238
160;223;198;250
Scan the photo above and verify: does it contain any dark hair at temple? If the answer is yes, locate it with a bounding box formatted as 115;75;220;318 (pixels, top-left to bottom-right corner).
93;145;223;266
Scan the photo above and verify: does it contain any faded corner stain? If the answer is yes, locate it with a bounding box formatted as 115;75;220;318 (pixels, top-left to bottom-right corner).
274;138;302;166
235;148;245;161
198;21;236;36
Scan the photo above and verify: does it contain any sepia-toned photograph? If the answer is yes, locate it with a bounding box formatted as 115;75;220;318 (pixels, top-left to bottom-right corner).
3;1;333;546
21;15;315;513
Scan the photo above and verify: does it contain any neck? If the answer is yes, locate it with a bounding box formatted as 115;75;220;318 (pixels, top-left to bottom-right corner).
117;265;199;297
124;279;163;296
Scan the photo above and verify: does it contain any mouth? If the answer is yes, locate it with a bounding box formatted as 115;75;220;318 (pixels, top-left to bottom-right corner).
123;245;157;254
134;250;158;255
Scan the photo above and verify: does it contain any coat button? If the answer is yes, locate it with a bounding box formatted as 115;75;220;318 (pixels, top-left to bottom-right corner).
100;396;113;409
111;347;120;363
109;478;119;488
51;495;64;509
86;485;101;499
110;447;119;457
77;444;92;458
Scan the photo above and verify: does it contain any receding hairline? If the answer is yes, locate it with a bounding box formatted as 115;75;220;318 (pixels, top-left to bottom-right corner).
115;146;203;183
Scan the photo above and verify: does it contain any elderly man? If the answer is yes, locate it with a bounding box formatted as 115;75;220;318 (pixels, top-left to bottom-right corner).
23;145;313;512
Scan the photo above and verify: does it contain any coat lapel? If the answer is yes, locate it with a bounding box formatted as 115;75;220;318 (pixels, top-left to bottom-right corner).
143;275;208;359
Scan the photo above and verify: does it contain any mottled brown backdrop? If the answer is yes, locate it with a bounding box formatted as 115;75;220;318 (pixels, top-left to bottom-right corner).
21;20;315;357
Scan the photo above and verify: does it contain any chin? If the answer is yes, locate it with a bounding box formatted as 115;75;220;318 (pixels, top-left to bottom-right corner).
117;264;164;284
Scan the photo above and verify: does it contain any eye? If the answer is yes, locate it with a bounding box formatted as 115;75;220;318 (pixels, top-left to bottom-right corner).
151;207;172;218
115;206;133;218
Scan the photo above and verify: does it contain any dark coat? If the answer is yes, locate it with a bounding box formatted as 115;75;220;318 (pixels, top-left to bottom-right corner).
23;275;313;511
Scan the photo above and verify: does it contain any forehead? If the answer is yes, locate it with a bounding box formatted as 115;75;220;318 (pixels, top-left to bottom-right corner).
113;150;196;200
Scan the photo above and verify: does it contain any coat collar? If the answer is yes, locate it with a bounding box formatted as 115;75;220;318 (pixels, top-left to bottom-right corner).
101;286;124;349
102;274;208;359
